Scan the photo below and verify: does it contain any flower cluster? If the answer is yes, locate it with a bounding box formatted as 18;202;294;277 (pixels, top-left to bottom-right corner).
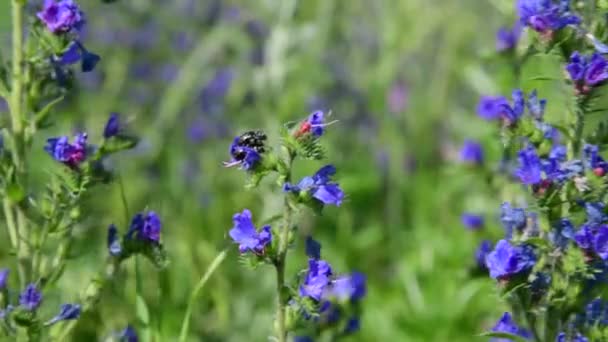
107;211;166;265
516;0;580;38
566;52;608;95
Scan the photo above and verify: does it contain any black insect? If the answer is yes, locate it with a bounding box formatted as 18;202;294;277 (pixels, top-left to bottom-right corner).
237;130;267;153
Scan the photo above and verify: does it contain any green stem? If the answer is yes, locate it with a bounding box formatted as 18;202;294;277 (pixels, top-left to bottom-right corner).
571;104;584;157
178;249;227;342
3;199;18;249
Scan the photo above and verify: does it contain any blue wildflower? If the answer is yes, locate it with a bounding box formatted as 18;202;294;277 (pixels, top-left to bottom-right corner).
490;312;532;341
60;41;101;73
574;223;596;252
284;165;345;206
103;113;121;138
107;224;122;256
501;203;527;237
566;52;608;94
459;140;484;165
300;258;333;301
517;0;580;35
550;219;575;249
477;95;509;120
584;144;608;176
475;240;493;270
461;213;484;230
305;236;321;259
44;303;81;326
44;133;88;168
224;136;262;171
486;240;536;279
294;336;314;342
119;325;138;342
344;317;360;334
515;145;543;185
37;0;85;34
526;90;547;120
200;68;234;115
585;298;608;325
594;225;608;260
229;209;272;254
126;211;162;243
19;284;42;311
496;23;521;52
0;269;8;290
586;202;606;224
556;332;588;342
328;272;367;302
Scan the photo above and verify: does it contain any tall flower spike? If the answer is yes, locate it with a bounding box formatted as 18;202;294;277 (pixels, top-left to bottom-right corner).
19;284;42;311
284;165;345;206
229;209;272;254
44;304;81;326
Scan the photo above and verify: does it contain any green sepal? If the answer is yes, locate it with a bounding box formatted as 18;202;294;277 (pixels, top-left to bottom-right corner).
99;135;139;155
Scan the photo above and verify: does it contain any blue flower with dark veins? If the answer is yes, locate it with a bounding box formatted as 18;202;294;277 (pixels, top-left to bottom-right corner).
284;165;345;206
44;133;88;168
486;240;536;280
328;272;367;302
477;96;509;120
475;240;493;270
229;209;272;254
566;52;608;94
119;325;138;342
574;223;596;252
556;332;589;342
594;225;608;260
37;0;85;34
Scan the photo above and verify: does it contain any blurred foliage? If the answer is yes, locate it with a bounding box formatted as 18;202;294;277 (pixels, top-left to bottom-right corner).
0;0;534;340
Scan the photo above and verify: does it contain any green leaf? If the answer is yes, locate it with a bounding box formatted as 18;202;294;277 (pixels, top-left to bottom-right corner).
136;294;150;325
478;331;530;342
6;182;25;203
34;96;64;128
101;135;139;155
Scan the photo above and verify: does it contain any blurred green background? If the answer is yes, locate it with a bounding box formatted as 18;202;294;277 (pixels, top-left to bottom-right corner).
0;0;532;340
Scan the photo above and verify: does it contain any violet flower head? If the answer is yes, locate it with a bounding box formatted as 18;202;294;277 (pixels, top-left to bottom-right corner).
229;209;272;254
584;144;608;175
284;165;345;206
501;202;527;237
526;90;547;120
574;223;596;251
37;0;85;34
490;312;532;341
119;325;139;342
44;133;88;168
126;211;162;243
103;113;121;138
556;332;589;342
475;240;493;270
224;131;266;171
485;239;536;279
300;258;333;301
517;0;580;35
594;225;608;260
19;283;42;311
496;23;521;52
60;41;101;73
461;213;484;230
328;272;367;302
459;140;484;165
566;52;608;93
305;236;321;260
0;269;8;289
477;95;509;120
45;303;81;326
515;145;543;185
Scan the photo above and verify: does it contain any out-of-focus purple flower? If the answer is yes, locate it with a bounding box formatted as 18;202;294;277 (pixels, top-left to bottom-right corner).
103;113;120;138
200;68;234;115
496;23;521;51
300;258;333;301
459;140;484;165
305;236;321;259
229;209;272;254
515;145;543;185
517;0;580;35
477;90;524;125
126;211;162;243
574;223;596;252
475;240;492;270
19;284;42;311
0;98;8;113
44;303;81;326
594;225;608;260
490;312;532;341
37;0;84;34
584;144;608;176
387;80;408;113
461;213;484;230
44;133;88;168
501;202;527;237
566;52;608;94
585;298;608;325
328;272;367;302
344;317;361;334
119;325;138;342
486;240;536;279
526;90;546;120
0;269;8;289
0;305;13;319
556;332;589;342
284;165;345;206
107;224;122;256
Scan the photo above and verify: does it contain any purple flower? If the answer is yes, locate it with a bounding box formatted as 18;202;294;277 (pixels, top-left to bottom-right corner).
295;111;329;138
59;41;100;73
229;209;272;254
107;224;122;256
490;312;532;341
586;202;606;224
0;269;8;290
574;223;596;251
585;298;608;325
584;144;608;176
477;96;509;120
294;337;313;342
305;236;321;259
224;136;262;171
19;284;42;311
475;240;493;270
328;272;367;302
44;303;81;326
103;113;120;138
550;219;575;249
200;68;234;115
126;211;162;243
461;213;484;230
566;52;608;93
344;317;360;334
486;240;536;279
459;140;484;165
119;325;138;342
300;258;333;301
594;225;608;260
284;165;345;206
387;80;408;113
496;24;521;51
44;133;88;168
37;0;85;34
517;0;580;35
515;146;543;185
501;203;527;237
556;332;588;342
526;90;547;120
